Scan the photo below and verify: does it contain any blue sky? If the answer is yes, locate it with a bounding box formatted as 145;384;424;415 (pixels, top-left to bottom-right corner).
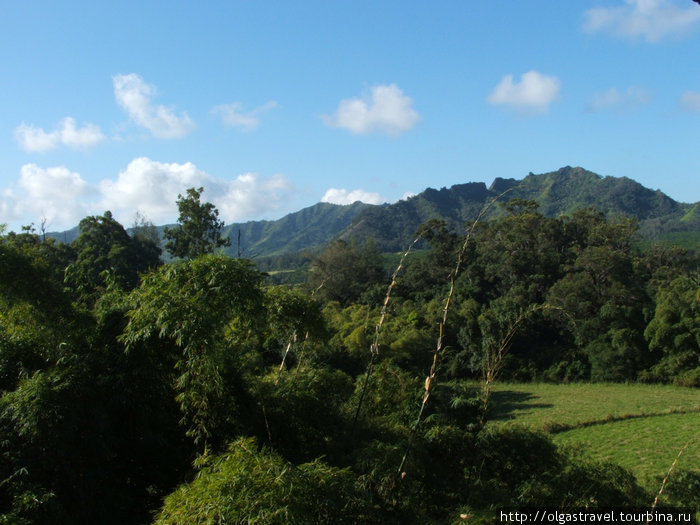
1;0;699;232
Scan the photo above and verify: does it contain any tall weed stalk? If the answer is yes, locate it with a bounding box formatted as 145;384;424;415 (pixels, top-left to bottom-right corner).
398;189;511;475
648;431;698;521
479;304;564;425
352;236;423;432
275;279;325;386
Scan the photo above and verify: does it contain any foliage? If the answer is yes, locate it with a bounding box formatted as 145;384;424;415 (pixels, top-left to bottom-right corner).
64;211;161;307
0;249;187;524
0;240;83;392
642;276;700;385
262;285;327;368
251;366;355;463
307;238;385;305
398;219;460;301
3;191;700;523
154;437;375;525
163;187;231;259
121;255;264;448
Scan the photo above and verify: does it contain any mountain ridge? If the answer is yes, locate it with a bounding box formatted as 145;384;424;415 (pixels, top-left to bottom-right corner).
335;166;697;252
47;166;699;256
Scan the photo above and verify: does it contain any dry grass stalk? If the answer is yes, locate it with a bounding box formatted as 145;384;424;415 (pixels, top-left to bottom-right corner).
274;279;326;386
480;309;529;423
479;304;564;424
648;431;698;523
398;189;512;475
261;403;273;445
352;236;423;432
275;334;297;384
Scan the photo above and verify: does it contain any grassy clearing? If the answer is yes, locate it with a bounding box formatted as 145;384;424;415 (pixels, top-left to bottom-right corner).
554;413;698;488
485;382;700;489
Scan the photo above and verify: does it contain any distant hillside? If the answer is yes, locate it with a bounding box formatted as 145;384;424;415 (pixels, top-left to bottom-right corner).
339;166;700;252
48;166;699;257
221;201;371;257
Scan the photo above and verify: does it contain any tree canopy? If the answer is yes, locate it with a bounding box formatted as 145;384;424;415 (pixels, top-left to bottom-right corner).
163;187;231;259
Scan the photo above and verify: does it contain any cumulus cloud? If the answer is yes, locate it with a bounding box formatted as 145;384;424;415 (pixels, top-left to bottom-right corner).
586;87;651;112
0;188;21;225
323;84;420;136
582;0;700;42
99;158;210;224
98;157;293;225
113;73;195;138
487;71;560;113
211;101;278;131
321;188;385;205
2;158;294;232
14;117;105;152
15;164;97;228
212;172;293;220
680;91;700;112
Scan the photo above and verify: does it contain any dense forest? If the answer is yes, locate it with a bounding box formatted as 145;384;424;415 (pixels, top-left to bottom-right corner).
0;187;698;523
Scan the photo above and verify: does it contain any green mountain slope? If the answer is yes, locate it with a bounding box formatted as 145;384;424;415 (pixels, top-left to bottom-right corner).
47;166;699;257
339;166;699;252
220;201;371;257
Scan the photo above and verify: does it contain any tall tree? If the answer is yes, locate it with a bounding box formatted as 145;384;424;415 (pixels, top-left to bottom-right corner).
64;211;161;307
121;255;264;449
307;239;384;306
643;276;700;385
163;187;231;259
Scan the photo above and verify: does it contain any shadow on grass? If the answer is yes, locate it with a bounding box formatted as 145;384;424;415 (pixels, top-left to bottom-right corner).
543;408;700;434
486;390;554;422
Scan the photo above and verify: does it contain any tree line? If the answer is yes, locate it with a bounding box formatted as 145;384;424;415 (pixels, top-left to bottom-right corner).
309;199;699;386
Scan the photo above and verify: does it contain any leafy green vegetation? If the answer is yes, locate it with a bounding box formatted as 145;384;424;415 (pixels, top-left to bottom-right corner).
163;187;231;259
2;186;698;523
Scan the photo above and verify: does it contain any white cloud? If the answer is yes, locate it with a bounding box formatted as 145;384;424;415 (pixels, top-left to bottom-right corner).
14;117;105;152
98;157;293;225
321;188;385;205
680;91;700;112
113;73;195;138
586;87;651;112
2;158;294;232
16;164;97;228
212;101;278;131
582;0;700;42
99;158;210;224
323;84;420;136
487;71;561;113
212;172;293;220
0;188;21;225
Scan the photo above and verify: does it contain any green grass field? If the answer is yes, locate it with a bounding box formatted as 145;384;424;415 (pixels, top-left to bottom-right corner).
485;382;700;489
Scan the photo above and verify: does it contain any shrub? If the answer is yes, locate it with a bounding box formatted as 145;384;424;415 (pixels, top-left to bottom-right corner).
154;437;375;524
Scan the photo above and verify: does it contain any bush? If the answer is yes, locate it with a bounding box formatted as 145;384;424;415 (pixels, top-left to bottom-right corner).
673;367;700;388
154;437;375;524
